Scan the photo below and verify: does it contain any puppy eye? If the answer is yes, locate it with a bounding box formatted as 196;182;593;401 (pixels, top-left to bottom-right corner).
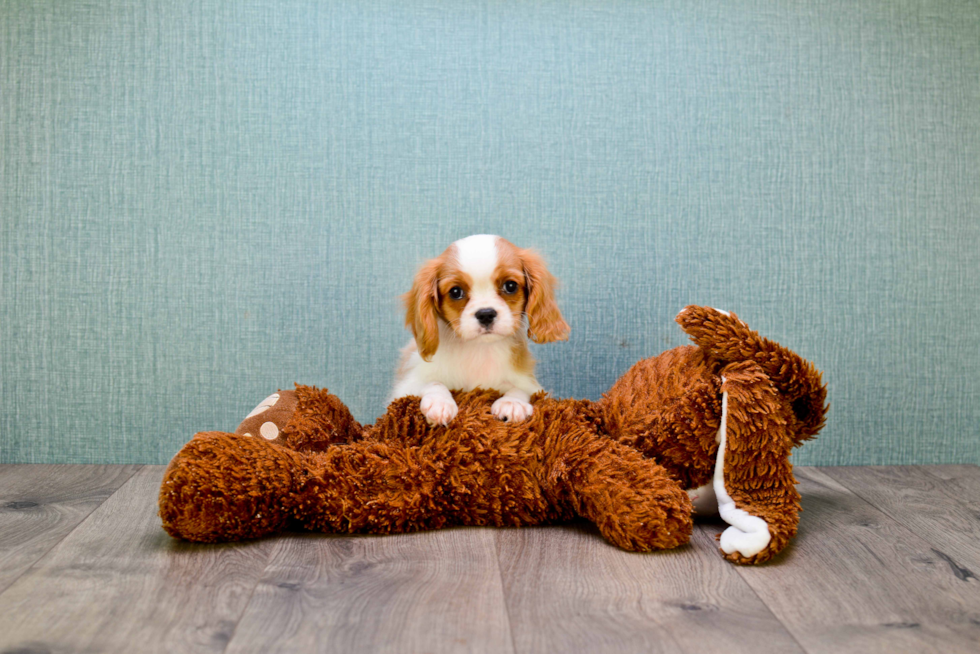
502;280;519;295
448;286;465;300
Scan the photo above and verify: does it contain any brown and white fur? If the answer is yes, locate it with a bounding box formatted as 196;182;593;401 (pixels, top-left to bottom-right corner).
390;234;570;426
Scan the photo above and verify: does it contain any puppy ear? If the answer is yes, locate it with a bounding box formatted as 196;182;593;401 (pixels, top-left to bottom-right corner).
521;249;570;343
403;258;441;361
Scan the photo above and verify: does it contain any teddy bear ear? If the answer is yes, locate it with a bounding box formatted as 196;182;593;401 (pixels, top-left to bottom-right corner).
521;249;570;343
403;258;442;361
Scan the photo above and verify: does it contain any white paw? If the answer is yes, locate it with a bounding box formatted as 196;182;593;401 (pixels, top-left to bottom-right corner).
719;517;771;558
491;396;534;423
420;394;458;426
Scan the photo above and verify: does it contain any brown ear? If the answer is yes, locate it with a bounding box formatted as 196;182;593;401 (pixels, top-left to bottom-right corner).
403;258;441;361
521;249;570;343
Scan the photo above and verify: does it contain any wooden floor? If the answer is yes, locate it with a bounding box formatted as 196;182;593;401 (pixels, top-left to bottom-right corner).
1;465;978;654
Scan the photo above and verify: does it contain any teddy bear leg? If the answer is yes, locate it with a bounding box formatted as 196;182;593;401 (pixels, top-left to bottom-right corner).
712;361;801;564
547;440;693;552
235;385;363;452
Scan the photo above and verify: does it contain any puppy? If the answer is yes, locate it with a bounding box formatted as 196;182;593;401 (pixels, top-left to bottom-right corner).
390;234;570;426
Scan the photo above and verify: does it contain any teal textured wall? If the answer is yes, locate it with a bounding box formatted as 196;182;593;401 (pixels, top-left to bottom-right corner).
2;1;978;465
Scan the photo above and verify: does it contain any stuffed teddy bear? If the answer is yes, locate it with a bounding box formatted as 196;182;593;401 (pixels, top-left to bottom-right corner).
159;306;826;564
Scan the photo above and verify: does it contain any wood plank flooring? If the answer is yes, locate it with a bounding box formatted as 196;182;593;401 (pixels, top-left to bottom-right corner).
0;465;977;654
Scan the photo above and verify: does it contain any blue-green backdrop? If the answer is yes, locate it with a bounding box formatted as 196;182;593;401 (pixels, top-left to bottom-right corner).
2;0;978;465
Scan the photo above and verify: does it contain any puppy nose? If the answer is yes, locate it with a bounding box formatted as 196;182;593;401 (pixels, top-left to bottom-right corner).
475;308;497;327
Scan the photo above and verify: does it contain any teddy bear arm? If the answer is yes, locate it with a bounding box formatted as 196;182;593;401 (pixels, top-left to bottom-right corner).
159;432;309;542
162;433;471;542
713;362;802;564
542;435;693;553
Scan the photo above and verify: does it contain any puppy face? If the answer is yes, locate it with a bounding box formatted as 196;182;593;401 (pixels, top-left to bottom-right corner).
404;235;570;361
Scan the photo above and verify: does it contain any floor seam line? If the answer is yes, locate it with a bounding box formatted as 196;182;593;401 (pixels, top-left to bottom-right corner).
0;464;144;599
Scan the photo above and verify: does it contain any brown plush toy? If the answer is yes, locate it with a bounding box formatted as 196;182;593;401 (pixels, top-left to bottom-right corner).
159;306;826;564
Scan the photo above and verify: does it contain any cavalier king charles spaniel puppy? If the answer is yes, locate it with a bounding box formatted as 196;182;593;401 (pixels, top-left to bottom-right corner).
390;234;570;426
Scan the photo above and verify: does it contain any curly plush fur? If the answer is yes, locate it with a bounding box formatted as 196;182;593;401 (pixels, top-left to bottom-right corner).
159;306;826;564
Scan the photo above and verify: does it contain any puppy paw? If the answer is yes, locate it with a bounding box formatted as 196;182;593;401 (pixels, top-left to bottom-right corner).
491;396;534;423
420;394;458;426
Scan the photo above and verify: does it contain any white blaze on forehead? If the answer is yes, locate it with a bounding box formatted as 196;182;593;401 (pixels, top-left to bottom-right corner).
449;234;517;340
453;234;499;291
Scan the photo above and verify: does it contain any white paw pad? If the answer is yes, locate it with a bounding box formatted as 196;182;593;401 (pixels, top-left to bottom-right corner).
259;421;279;440
718;513;772;557
420;395;458;426
491;397;533;423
